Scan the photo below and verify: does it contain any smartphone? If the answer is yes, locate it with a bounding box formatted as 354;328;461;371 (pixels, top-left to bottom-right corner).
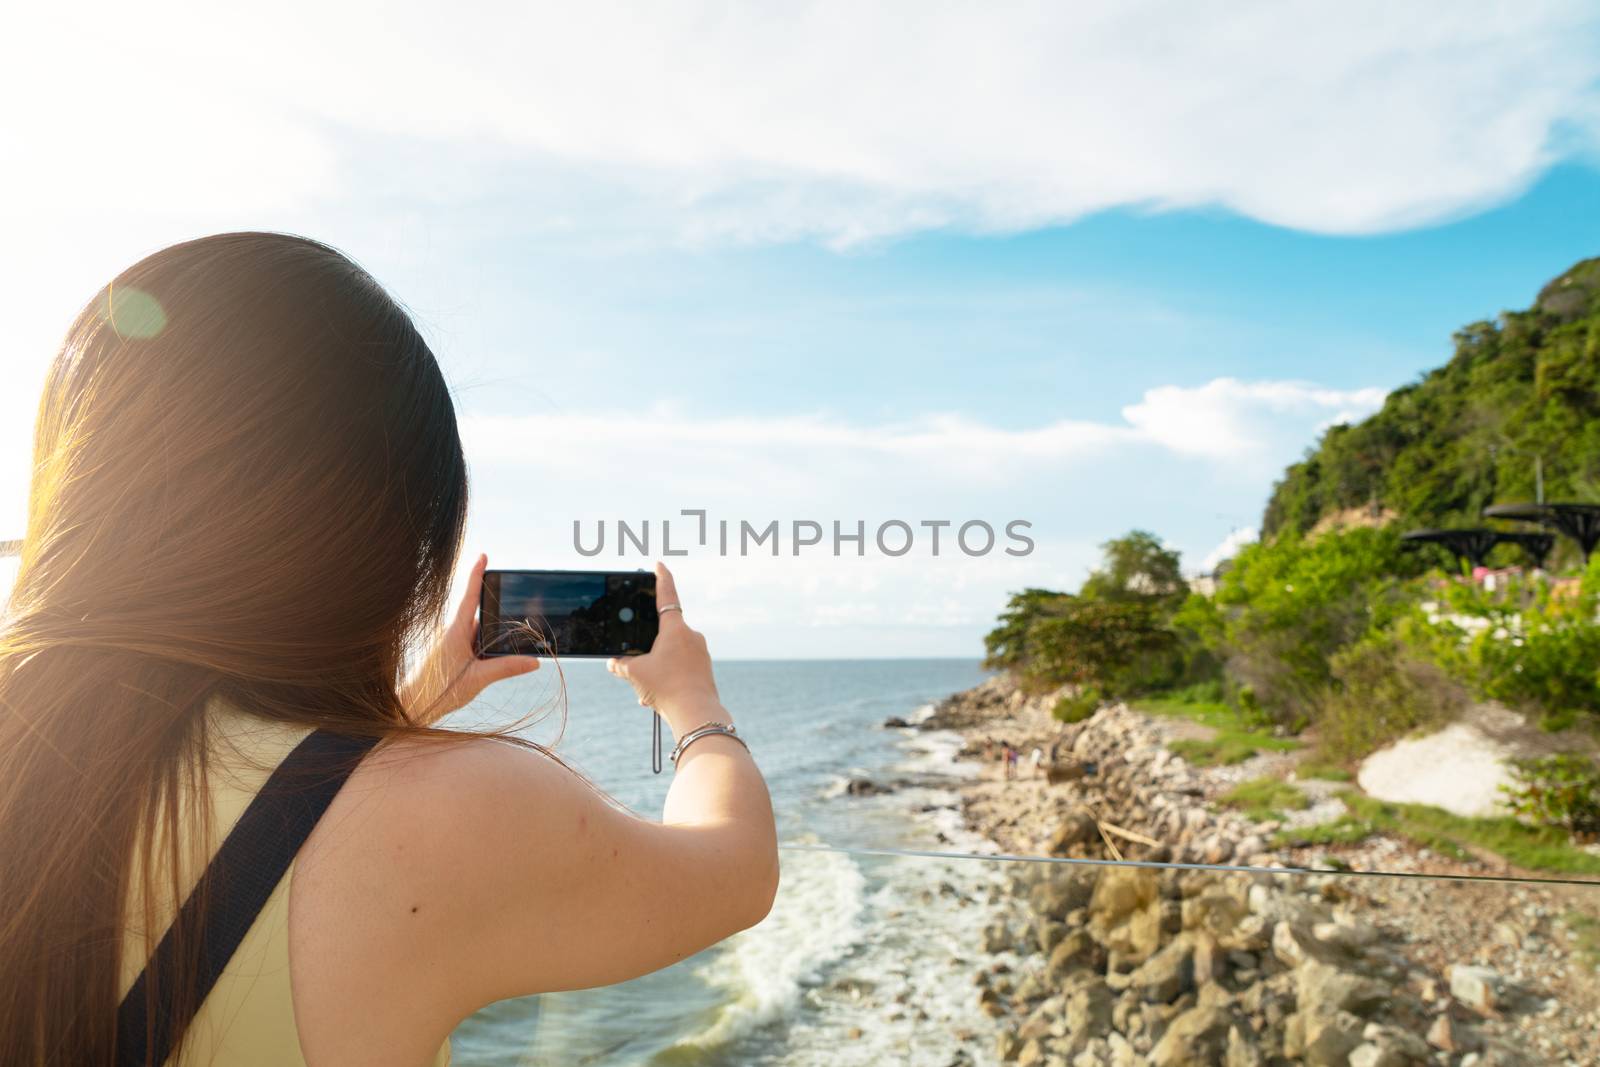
478;569;658;658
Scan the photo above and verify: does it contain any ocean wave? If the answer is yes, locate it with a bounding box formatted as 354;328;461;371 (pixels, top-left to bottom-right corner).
651;687;1002;1066
893;725;981;783
654;834;869;1063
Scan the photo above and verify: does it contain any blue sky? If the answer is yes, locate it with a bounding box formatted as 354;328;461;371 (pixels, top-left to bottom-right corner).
4;4;1600;656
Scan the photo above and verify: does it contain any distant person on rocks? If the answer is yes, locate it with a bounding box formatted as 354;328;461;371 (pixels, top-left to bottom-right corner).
1029;746;1043;777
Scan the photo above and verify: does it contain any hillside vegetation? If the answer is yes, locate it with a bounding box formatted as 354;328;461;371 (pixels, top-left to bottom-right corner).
986;257;1600;843
1262;257;1600;559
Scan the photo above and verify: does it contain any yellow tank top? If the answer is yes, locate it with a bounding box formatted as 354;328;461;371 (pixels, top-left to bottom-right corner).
119;695;450;1067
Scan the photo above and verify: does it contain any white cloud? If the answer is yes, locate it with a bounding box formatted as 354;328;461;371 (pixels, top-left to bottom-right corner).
446;376;1381;654
1200;526;1260;574
1122;379;1387;460
0;372;1377;654
460;377;1384;489
3;3;1597;248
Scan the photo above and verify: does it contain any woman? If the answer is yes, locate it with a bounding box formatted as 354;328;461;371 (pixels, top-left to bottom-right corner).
0;233;778;1066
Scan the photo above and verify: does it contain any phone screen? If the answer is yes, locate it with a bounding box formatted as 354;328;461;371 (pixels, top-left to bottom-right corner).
479;569;658;658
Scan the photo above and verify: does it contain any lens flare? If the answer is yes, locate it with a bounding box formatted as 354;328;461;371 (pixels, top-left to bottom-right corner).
99;284;167;339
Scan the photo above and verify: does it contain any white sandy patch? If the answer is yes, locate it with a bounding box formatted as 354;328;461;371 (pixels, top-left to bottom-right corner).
1357;722;1515;818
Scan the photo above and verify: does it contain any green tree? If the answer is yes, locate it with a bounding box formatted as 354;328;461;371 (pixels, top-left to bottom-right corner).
1080;530;1187;608
984;531;1198;695
982;587;1069;674
1206;527;1423;725
1261;256;1600;568
1022;598;1180;694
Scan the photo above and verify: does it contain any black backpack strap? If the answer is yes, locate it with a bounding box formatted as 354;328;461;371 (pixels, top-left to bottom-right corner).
116;729;378;1067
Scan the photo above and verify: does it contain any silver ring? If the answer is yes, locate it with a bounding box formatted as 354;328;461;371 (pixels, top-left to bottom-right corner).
658;603;683;616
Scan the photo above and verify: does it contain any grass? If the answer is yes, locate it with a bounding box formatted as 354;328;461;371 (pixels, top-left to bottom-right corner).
1274;791;1600;875
1563;910;1600;968
1294;760;1353;782
1136;697;1300;766
1271;816;1373;849
1220;776;1310;822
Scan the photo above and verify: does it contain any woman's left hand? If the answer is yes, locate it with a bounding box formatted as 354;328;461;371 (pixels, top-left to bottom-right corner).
401;553;540;725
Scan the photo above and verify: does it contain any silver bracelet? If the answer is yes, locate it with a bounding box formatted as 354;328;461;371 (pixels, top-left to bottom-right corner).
669;721;748;765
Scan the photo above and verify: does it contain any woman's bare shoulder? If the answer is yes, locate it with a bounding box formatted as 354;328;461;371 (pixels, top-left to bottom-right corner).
317;732;596;869
290;733;602;1042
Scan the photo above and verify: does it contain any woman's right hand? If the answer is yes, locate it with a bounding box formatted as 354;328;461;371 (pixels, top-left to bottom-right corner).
606;562;729;735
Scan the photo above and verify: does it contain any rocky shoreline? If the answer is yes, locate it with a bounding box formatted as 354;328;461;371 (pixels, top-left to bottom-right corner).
916;676;1600;1066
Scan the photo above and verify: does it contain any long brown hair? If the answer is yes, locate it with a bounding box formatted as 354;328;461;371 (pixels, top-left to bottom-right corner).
0;233;472;1064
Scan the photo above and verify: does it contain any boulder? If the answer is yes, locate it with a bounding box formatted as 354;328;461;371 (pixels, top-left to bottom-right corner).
1065;981;1114;1037
1131;936;1196;1004
1072;1038;1113;1067
1182;889;1249;942
1448;964;1502;1015
1017;995;1062;1041
1537;260;1600;323
881;715;911;728
1300;1009;1365;1067
1312;918;1379;952
1030;871;1096;920
1473;1037;1533;1065
844;777;892;796
1426;1011;1480;1053
1089;868;1163;962
1012;972;1049;1003
1356;1025;1432;1065
1149;1005;1233;1066
1272;919;1342;968
1106;1032;1138;1067
1048;808;1099;853
1296;959;1390;1019
1091;867;1159;923
1348;1044;1407;1067
1047;929;1105;978
1224;1024;1265;1067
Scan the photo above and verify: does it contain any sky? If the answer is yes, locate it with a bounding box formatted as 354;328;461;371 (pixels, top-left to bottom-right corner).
3;3;1600;657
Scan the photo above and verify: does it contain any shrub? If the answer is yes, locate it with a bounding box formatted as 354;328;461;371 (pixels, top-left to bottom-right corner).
1412;573;1600;731
1471;619;1600;731
1207;528;1424;727
1501;754;1600;838
1053;687;1103;724
1315;631;1467;760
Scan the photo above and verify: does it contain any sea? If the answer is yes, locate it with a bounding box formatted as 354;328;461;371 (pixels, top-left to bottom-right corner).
447;658;1011;1067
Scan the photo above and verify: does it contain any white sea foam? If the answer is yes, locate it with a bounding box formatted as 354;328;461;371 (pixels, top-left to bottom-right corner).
755;846;1008;1066
894;719;978;776
672;836;870;1054
728;713;1009;1065
668;706;1008;1065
